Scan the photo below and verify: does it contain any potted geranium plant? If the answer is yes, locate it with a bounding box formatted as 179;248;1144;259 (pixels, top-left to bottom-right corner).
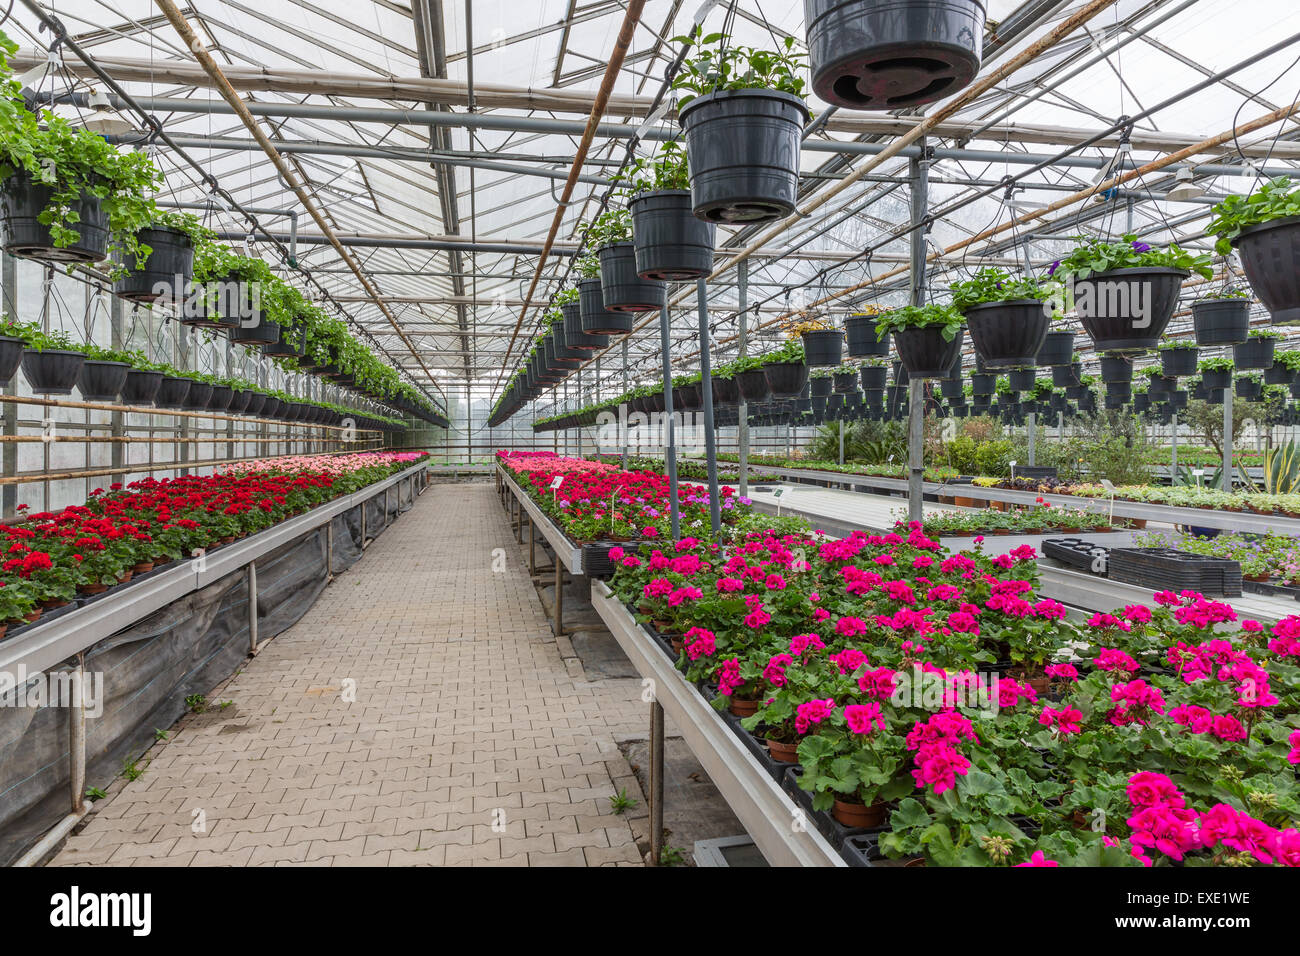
0;577;36;639
1234;328;1279;371
672;27;809;223
876;303;965;378
1207;176;1300;325
589;207;666;313
795;709;911;827
1051;234;1212;351
623;141;715;280
950;267;1055;368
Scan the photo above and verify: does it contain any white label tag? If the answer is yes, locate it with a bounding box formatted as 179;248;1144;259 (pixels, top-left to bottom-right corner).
549;476;564;490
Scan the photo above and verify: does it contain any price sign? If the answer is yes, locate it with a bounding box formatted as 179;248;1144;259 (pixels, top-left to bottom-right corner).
549;476;564;490
772;488;785;498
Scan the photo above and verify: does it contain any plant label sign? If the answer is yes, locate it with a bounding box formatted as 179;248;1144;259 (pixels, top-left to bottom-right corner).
549;476;564;490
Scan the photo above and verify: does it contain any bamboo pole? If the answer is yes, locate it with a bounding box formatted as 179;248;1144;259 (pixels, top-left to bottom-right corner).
0;435;373;444
0;394;380;431
0;446;385;486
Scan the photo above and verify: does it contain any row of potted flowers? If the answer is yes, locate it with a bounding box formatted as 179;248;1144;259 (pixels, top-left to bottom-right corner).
969;475;1300;516
604;523;1300;866
914;503;1121;538
1135;528;1300;587
0;451;429;637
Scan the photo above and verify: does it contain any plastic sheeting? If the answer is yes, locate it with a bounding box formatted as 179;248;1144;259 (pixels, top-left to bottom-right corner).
0;475;418;866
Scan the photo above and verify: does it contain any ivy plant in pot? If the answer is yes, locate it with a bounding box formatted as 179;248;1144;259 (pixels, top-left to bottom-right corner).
0;312;23;385
111;211;210;303
950;267;1055;368
1207;175;1300;325
590;207;666;313
804;0;986;110
876;303;965;378
574;253;634;335
12;322;86;394
1157;339;1198;377
672;28;810;223
1050;234;1211;351
623;142;715;280
787;313;842;367
844;306;890;357
556;287;608;352
761;339;809;396
1233;328;1279;371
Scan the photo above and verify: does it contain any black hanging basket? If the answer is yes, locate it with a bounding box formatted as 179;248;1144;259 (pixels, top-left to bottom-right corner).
764;361;809;397
1201;369;1231;391
262;317;308;357
963;299;1049;368
1099;354;1133;384
859;365;888;391
77;360;129;402
810;376;833;397
805;0;986;110
121;368;164;406
801;329;843;367
893;326;965;379
1007;367;1036;392
561;301;609;351
579;277;634;334
1265;363;1295;386
1233;336;1276;371
180;271;245;329
229;315;281;346
1160;345;1199;377
1036;330;1075;367
207;385;234;412
0;335;22;385
1074;267;1187;351
0;172;109;263
155;376;191;409
628;190;715;280
112;225;194;303
844;315;889;357
20;349;86;394
736;369;771;402
598;242;666;313
1236;377;1262;401
678;89;810;224
712;376;740;406
182;382;214;411
1232;216;1300;325
971;372;995;395
1190;298;1250;346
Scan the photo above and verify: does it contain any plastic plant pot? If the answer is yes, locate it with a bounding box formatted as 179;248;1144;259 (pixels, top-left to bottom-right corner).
801;329;843;367
207;385;234;412
893;326;964;379
1099;353;1133;384
229;317;281;347
20;349;86;395
262;319;307;357
155;376;191;409
1190;297;1250;346
678;89;810;224
628;190;715;280
1232;216;1300;325
1236;377;1262;401
227;389;254;415
712;376;740;406
962;299;1049;368
764;361;809;397
1265;363;1295;386
805;0;986;110
971;372;995;395
597;242;666;313
121;368;164;406
1073;267;1187;351
112;225;194;303
859;365;888;391
1160;345;1198;377
76;360;129;402
561;301;609;351
578;277;634;334
0;335;22;385
1233;336;1276;371
0;171;109;263
1200;369;1231;391
1036;330;1075;367
1007;367;1037;392
182;382;213;410
1051;362;1081;388
736;369;771;402
844;315;889;357
810;376;833;398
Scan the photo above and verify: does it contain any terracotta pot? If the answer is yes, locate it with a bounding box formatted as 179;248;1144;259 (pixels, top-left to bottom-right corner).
23;608;41;623
132;561;155;574
117;571;133;584
0;623;6;641
831;797;888;828
1244;573;1270;583
671;638;684;654
1127;518;1148;530
39;597;68;610
953;496;976;508
729;696;760;717
766;738;799;763
79;583;107;596
219;535;235;544
1061;526;1080;534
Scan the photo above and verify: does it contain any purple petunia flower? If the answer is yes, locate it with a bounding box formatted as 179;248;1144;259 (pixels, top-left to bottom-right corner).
1131;240;1152;253
1047;260;1061;276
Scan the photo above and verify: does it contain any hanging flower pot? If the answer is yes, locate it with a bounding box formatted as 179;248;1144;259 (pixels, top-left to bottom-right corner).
764;361;808;397
0;171;110;262
1170;389;1188;409
20;349;86;394
1159;345;1198;377
939;378;964;400
628;190;715;280
1265;363;1295;386
77;360;129;402
1191;297;1251;346
598;242;666;313
844;315;889;357
121;368;163;405
711;376;740;406
182;382;214;411
859;364;888;391
1007;367;1036;392
1230;216;1300;325
678;89;810;223
229;314;281;347
1099;354;1133;384
894;326;964;378
1199;367;1232;391
112;225;194;303
228;388;254;415
1147;374;1176;397
833;370;860;393
206;385;233;412
180;271;246;330
736;369;771;402
961;298;1049;368
1233;334;1276;371
801;329;843;367
155;376;191;409
550;324;584;365
805;0;986;109
578;277;634;334
561;301;608;351
1073;267;1187;352
970;372;995;396
1236;376;1263;401
1051;362;1081;389
1034;330;1073;368
810;375;833;398
674;383;702;410
0;335;22;386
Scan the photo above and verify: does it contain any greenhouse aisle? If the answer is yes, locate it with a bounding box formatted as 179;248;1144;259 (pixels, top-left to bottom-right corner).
50;484;647;867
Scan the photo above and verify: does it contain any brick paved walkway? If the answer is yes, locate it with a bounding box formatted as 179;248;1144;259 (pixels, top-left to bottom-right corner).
52;483;647;867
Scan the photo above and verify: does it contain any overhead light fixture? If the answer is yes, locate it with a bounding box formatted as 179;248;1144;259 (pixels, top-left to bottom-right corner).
78;90;136;136
1166;167;1206;202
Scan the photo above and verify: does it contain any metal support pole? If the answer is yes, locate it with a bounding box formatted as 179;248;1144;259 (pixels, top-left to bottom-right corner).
528;513;536;575
69;654;86;814
838;421;845;465
659;304;680;540
1027;411;1037;466
553;558;565;636
908;380;925;523
1223;388;1233;488
649;699;665;866
737;261;749;499
360;499;368;549
247;562;259;653
907;141;929;524
1171;412;1179;472
620;337;629;470
326;519;334;581
696;279;722;534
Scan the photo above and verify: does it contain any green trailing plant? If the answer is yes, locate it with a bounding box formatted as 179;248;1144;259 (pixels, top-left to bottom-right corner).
1198;356;1235;373
1207;176;1300;254
670;27;807;108
585;207;632;248
1048;234;1213;282
874;303;965;342
1196;285;1252;301
620;141;690;195
1274;349;1300;372
948;268;1055;312
760;338;805;365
